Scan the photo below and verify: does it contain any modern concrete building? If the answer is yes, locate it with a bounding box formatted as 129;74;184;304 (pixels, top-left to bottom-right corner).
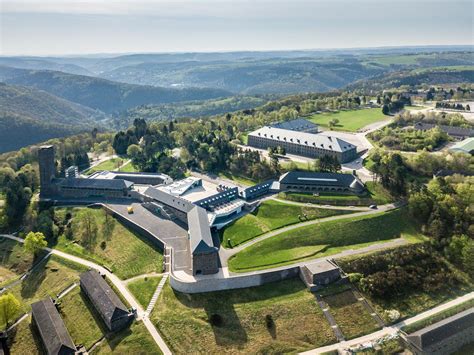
80;270;133;332
238;180;275;200
31;298;76;355
279;171;365;194
88;171;172;185
247;126;357;163
448;137;474;155
188;206;219;275
58;178;134;199
403;308;474;355
270;118;319;133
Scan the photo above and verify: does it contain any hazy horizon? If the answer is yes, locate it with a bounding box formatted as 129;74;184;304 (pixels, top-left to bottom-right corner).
1;0;473;56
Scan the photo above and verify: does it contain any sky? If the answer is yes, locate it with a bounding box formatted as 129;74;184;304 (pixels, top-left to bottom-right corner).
1;0;473;56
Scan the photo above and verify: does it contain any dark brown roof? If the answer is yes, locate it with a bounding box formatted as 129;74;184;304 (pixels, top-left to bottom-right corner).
80;270;129;329
31;298;76;355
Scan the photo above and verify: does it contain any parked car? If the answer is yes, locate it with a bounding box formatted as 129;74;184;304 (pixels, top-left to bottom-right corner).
369;204;378;209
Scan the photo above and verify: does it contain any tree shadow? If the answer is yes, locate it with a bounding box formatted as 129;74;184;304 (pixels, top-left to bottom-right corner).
20;256;49;299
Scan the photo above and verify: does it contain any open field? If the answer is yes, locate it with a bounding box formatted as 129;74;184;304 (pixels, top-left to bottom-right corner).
60;287;104;349
402;298;474;334
2;254;87;328
91;321;162;354
228;208;423;272
278;182;394;206
84;157;131;175
127;276;163;308
54;207;163;279
308;108;387;132
323;290;380;340
6;316;41;355
221;200;353;247
152;279;336;354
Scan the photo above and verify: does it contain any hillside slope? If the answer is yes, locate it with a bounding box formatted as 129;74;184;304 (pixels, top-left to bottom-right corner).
0;66;232;113
0;83;101;152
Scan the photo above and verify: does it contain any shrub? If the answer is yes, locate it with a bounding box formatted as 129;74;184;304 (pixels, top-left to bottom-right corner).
209;314;223;327
265;314;274;329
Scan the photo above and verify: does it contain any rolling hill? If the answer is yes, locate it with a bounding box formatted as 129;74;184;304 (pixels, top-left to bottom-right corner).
0;66;232;114
0;83;102;152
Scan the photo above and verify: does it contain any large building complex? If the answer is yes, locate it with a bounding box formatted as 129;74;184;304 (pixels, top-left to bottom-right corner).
247;126;358;163
279;171;365;194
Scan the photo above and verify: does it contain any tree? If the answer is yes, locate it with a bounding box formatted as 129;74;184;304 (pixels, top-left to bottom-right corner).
462;240;474;275
24;231;47;255
74;210;98;251
127;144;141;159
0;293;21;328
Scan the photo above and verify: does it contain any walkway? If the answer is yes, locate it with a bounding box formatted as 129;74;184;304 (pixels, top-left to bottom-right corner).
0;234;172;355
145;273;169;316
301;291;474;354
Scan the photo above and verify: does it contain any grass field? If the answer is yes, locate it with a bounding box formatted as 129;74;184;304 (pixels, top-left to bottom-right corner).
6;316;41;355
152;279;336;354
127;276;163;308
228;208;423;272
54;207;163;279
91;321;162;354
218;172;256;186
308;108;387;132
84;157;136;175
221;200;353;247
2;255;87;328
402;298;474;334
0;238;45;288
278;182;394;206
323;291;380;340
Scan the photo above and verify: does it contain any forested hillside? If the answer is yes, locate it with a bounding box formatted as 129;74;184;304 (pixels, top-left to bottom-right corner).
0;83;101;152
0;66;232;113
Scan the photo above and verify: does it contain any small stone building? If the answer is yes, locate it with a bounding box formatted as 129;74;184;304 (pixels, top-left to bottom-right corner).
188;206;219;276
31;298;76;355
403;308;474;355
300;260;341;290
80;270;133;332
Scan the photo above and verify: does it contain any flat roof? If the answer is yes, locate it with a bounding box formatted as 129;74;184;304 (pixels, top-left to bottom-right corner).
89;171;171;181
60;178;133;190
305;260;339;274
248;126;356;153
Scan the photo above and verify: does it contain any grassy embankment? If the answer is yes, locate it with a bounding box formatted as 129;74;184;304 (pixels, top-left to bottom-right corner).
278;181;394;206
84;157;137;175
54;207;163;279
228;208;425;272
221;200;353;247
308;108;387;132
151;278;337;354
127;276;163;309
323;290;380;340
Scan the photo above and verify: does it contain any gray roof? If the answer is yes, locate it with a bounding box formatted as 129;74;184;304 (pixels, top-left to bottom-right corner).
271;118;318;132
187;206;216;254
31;298;76;355
80;270;130;329
60;178;133;190
414;122;474;137
144;186;194;213
279;171;364;190
407;308;474;350
248;126;355;153
306;260;339;274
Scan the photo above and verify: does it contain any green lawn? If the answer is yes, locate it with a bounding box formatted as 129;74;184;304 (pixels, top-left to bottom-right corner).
308;108;388;132
402;298;474;334
323;291;380;340
127;276;163;309
151;279;336;354
54;207;163;279
85;157;132;175
0;238;46;288
228;208;423;272
91;321;162;354
6;316;41;355
278;182;395;206
3;255;87;328
119;161;138;172
221;200;353;247
217;172;256;186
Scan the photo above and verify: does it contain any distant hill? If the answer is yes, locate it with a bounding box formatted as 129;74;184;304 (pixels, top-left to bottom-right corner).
0;83;102;152
0;66;232;114
347;67;474;91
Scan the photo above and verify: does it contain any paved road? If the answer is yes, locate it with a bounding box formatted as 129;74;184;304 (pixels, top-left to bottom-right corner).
301;291;474;354
0;234;172;355
220;202;400;263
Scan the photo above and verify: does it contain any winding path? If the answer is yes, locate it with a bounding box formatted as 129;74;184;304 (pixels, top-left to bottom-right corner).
0;234;172;355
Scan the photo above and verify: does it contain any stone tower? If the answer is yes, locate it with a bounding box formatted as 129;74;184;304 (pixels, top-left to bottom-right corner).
38;145;56;196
